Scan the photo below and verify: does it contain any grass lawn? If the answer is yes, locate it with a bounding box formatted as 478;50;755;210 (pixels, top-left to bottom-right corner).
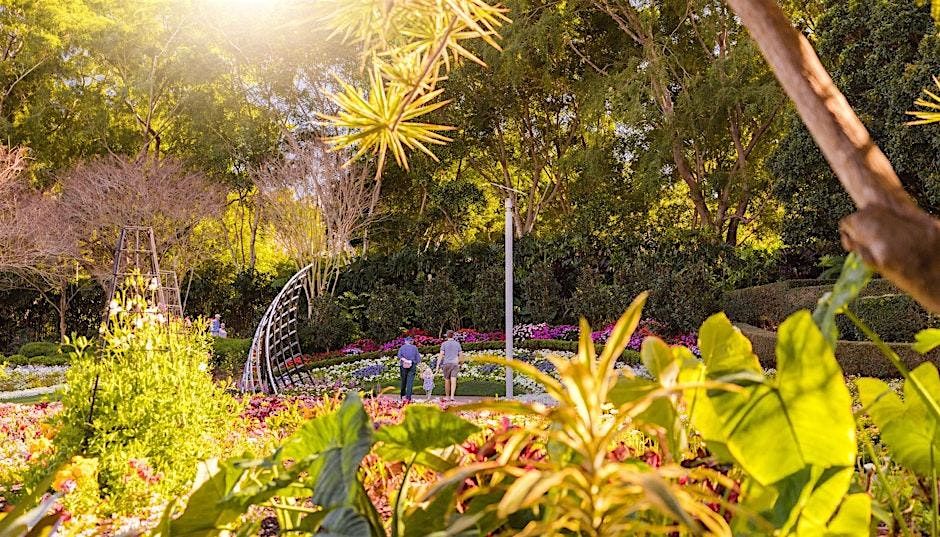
376;379;527;397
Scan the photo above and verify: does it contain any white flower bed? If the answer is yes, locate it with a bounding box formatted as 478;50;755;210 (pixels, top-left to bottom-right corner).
0;364;68;392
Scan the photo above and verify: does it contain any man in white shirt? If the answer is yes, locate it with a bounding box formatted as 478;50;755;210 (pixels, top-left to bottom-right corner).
436;331;463;401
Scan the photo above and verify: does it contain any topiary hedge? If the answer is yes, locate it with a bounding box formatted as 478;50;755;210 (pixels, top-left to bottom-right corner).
3;354;68;366
737;323;940;378
18;341;60;358
835;294;934;343
722;279;933;342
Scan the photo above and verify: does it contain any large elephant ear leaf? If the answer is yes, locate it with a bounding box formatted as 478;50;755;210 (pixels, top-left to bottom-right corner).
402;481;461;537
822;493;872;536
375;403;479;473
316;507;371;537
375;403;479;455
812;253;872;348
277;391;374;508
690;311;855;486
158;459;247;536
858;363;940;476
698;313;761;375
913;329;940;354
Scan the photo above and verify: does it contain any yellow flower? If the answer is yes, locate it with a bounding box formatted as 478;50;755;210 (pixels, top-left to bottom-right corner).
39;422;57;439
28;436;52;455
52;456;99;493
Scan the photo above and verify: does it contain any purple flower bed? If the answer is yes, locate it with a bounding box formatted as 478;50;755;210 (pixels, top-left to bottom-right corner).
352;364;386;378
336;320;700;358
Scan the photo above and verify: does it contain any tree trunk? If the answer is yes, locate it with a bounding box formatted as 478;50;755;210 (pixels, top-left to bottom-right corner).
58;280;68;340
724;0;940;313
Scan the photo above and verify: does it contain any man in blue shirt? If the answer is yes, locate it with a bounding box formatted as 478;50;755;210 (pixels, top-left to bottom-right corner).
397;337;421;402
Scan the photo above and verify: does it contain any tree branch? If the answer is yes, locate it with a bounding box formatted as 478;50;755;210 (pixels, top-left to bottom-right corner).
725;0;940;313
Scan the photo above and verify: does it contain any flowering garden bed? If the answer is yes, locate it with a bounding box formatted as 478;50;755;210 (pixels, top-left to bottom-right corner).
293;319;697;371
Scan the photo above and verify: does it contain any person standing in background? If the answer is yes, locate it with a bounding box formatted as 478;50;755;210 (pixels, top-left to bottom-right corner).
397;336;421;402
436;331;463;401
210;314;222;337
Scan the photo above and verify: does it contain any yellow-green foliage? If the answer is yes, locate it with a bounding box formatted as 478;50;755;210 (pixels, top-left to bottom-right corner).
51;283;240;515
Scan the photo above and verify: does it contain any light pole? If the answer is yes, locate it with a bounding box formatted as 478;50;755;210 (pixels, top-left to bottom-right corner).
505;197;514;398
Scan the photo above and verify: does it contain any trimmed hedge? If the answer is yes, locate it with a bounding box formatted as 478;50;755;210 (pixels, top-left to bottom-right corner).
836;294;932;343
722;279;934;343
721;279;906;326
3;354;69;366
18;341;60;358
303;339;642;371
737;323;940;378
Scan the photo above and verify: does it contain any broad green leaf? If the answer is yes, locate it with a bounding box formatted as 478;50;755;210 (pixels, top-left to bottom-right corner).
598;292;648;375
698;313;761;374
21;513;60;537
319;507;370;537
0;492;60;537
641;336;676;380
792;467;854;535
160;459;246;536
774;312;856;471
623;342;686;456
821;494;871;537
374;403;479;454
690;311;855;485
758;467;814;529
913;328;940;354
858;363;940;475
376;445;455;473
402;481;460;537
278;392;374;508
740;466;870;535
812;253;872;348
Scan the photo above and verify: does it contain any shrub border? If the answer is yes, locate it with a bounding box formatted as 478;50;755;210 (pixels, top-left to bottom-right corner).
736;323;940;378
722;278;903;327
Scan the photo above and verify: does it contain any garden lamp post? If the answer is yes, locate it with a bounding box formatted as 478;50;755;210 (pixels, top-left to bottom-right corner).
505;197;514;398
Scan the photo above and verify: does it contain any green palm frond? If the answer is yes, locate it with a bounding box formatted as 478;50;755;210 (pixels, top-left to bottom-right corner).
907;76;940;125
319;65;454;173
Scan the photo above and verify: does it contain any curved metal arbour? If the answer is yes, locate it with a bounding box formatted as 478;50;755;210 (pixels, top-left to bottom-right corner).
240;264;317;394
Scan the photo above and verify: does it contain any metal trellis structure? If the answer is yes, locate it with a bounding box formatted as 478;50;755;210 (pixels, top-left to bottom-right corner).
240;264;317;394
106;226;183;318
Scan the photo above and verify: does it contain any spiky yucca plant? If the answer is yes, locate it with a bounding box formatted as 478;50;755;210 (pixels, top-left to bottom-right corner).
423;293;740;536
315;0;508;178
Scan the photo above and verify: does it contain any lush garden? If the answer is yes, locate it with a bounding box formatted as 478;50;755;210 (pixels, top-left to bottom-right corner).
4;0;940;535
4;266;940;535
